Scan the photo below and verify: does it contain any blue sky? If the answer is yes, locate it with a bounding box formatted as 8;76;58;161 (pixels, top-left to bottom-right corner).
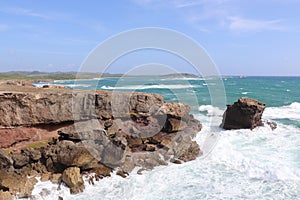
0;0;300;76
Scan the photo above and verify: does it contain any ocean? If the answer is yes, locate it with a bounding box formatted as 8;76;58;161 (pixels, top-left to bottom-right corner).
28;76;300;200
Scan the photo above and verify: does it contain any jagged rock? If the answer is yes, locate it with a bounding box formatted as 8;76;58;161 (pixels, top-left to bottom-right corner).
62;167;85;194
11;151;30;168
163;117;187;132
221;98;266;130
0;149;13;170
265;121;277;130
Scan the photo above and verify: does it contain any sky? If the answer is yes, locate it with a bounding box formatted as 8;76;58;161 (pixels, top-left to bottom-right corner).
0;0;300;76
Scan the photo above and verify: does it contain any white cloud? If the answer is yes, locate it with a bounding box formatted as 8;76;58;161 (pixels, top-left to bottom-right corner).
228;17;285;32
1;7;52;19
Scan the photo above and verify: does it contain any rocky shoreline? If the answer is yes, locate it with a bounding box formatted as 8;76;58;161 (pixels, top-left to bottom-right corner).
0;81;275;199
0;82;202;199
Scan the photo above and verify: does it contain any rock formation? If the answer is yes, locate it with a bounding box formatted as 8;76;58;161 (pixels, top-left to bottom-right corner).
221;98;266;130
0;84;202;198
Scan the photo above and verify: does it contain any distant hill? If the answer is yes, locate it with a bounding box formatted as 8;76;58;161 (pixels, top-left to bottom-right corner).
0;71;199;80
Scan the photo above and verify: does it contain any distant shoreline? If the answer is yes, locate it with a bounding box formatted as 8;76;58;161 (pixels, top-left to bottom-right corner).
0;71;299;81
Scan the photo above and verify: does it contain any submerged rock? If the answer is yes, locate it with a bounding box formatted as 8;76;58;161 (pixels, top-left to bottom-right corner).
221;98;265;130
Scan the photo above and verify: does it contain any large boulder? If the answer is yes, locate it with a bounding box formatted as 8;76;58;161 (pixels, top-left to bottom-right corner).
221;98;265;130
62;167;85;194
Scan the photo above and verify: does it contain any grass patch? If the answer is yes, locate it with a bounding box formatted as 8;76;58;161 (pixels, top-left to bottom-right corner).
22;140;51;149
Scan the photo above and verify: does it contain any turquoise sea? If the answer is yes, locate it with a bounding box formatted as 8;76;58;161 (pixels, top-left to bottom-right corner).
29;76;300;200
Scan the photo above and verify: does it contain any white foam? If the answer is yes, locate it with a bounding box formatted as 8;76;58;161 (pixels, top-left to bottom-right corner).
65;84;91;88
263;102;300;122
241;91;251;95
20;105;300;200
198;105;224;116
100;84;196;90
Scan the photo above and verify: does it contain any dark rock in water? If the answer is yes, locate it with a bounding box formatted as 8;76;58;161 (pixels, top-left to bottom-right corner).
265;121;277;130
221;98;266;130
62;167;85;194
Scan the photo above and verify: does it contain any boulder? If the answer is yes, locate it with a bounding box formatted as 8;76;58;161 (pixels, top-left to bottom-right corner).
221;98;265;130
62;167;85;194
43;141;100;171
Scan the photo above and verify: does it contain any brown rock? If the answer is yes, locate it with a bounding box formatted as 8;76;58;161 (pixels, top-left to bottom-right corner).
127;137;143;148
0;190;13;200
0;170;37;198
116;170;129;178
11;152;30;168
157;102;190;118
221;98;266;130
43;141;100;171
50;173;62;184
163;118;187;132
178;141;202;162
62;167;85;194
91;165;113;177
40;172;51;182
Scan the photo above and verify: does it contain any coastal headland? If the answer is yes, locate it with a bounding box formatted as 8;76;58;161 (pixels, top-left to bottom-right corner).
0;80;202;198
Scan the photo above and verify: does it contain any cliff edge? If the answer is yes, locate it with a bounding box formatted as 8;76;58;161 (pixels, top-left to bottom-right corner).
0;83;202;198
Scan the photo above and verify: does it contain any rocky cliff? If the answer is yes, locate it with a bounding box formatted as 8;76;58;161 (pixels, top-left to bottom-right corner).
0;84;202;198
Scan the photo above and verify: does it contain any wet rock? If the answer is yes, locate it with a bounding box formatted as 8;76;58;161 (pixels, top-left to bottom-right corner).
221;98;266;130
265;121;277;130
62;167;85;194
116;169;129;178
